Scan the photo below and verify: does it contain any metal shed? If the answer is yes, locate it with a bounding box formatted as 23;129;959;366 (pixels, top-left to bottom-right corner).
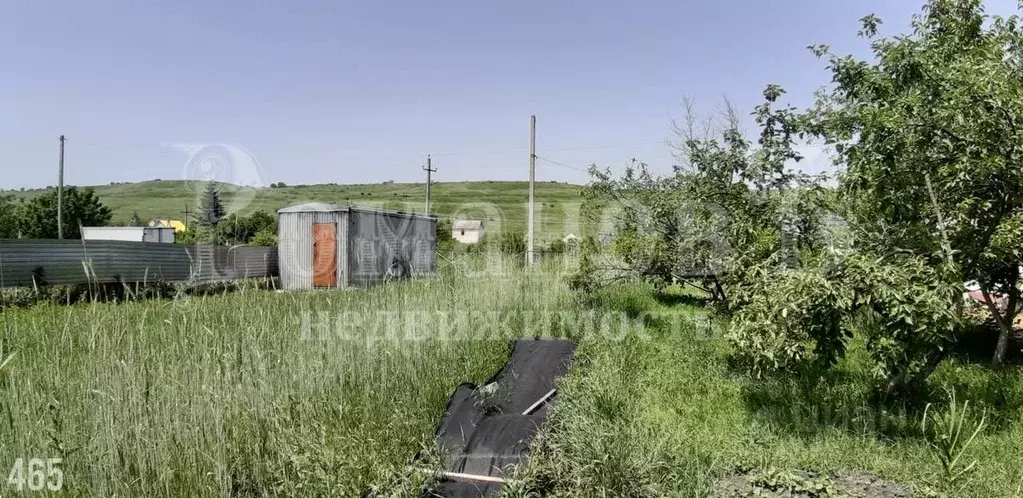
277;202;437;290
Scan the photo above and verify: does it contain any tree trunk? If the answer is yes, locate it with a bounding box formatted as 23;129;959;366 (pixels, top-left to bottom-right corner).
987;268;1018;369
992;323;1012;369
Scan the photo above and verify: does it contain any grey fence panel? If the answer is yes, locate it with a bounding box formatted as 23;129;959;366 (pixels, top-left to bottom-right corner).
230;247;279;279
346;209;436;287
0;239;278;287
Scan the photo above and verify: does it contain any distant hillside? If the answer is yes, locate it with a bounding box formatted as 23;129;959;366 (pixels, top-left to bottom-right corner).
4;180;595;240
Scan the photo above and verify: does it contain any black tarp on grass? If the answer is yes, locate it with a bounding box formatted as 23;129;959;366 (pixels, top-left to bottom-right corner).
426;338;576;498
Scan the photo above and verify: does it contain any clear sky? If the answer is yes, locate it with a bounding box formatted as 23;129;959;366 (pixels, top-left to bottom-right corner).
2;1;1018;189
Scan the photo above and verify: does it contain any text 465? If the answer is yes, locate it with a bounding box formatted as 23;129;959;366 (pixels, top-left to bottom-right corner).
6;458;63;492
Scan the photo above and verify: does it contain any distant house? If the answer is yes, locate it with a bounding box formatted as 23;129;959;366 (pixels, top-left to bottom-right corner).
82;226;176;243
148;219;187;233
562;234;580;245
597;232;614;244
452;219;485;244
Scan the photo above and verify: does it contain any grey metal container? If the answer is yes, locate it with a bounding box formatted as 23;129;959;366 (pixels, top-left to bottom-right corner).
277;203;436;290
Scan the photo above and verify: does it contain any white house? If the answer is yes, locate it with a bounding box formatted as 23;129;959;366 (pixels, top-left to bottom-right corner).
452;219;484;244
81;226;176;243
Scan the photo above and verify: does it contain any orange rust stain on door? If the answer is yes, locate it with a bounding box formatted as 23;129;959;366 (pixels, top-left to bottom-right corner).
312;223;337;287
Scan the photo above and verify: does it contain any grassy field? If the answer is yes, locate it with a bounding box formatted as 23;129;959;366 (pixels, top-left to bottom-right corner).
0;258;575;496
514;284;1023;498
5;257;1022;497
4;180;591;241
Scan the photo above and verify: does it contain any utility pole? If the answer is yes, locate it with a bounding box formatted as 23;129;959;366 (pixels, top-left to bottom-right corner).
181;204;191;230
423;155;436;215
57;135;66;240
527;115;536;265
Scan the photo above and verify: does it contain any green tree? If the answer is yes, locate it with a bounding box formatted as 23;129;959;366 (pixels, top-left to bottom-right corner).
806;0;1023;367
128;211;142;226
216;210;277;245
195;182;226;227
436;218;454;255
17;187;112;239
0;195;21;238
249;229;278;247
580;94;826;304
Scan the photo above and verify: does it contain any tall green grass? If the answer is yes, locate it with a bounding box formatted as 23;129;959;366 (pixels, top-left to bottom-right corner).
518;283;1023;498
0;259;573;496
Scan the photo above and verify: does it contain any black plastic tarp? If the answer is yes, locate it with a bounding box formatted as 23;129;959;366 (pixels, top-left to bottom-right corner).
426;338;576;498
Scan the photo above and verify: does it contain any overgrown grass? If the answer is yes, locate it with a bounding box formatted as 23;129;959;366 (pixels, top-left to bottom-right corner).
0;259;573;496
517;283;1023;497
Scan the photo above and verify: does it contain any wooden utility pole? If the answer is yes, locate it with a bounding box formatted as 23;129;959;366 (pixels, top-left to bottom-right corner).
527;116;536;265
181;204;191;230
423;155;436;215
57;135;66;240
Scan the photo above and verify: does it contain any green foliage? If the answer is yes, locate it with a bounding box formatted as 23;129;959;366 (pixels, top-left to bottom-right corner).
543;238;566;255
749;469;850;498
17;186;112;239
435;218;454;256
806;0;1023;366
568;236;600;294
731;252;961;396
248;228;278;247
128;211;142;226
496;230;526;255
195;182;226;227
174;225;217;245
0;195;20;238
729;260;853;376
922;387;987;486
216;210;277;245
581;92;828;304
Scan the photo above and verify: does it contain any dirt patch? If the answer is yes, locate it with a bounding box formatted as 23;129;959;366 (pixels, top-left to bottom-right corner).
713;469;916;498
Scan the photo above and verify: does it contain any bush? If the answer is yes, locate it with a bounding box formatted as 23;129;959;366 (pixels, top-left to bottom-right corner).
729;252;961;397
544;239;567;255
249;229;278;247
497;231;526;255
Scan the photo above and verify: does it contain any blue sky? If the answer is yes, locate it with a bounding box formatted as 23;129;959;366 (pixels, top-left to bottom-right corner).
3;1;1018;189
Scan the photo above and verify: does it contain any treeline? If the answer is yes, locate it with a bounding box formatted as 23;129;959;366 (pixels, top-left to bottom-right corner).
0;187;111;239
176;183;278;246
0;183;277;246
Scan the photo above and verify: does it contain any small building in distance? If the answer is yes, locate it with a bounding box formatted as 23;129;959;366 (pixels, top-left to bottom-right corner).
452;219;484;244
148;219;187;233
82;226;176;243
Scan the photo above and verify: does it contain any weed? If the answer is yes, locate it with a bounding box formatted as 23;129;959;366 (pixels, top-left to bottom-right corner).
921;386;987;486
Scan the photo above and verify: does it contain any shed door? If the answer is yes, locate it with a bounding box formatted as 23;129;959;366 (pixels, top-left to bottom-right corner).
312;223;337;288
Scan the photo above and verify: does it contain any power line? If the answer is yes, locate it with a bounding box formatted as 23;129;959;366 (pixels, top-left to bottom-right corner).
429;140;664;158
534;155;590;173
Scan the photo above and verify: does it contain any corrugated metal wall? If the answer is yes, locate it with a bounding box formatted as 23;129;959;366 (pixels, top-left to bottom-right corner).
277;207;436;290
346;208;436;287
0;239;277;287
277;210;346;290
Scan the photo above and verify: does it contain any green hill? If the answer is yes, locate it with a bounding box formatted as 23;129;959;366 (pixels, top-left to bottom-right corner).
5;180;594;240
